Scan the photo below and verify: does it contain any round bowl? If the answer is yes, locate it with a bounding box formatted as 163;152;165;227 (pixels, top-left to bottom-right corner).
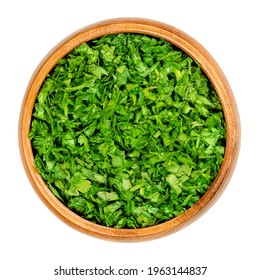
19;18;240;241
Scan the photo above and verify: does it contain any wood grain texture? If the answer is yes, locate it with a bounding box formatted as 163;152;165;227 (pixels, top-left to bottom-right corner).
18;18;240;242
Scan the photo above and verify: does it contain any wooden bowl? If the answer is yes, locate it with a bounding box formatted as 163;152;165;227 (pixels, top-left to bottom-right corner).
19;18;240;241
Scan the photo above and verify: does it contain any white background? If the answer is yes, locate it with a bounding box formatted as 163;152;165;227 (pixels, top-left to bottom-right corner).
1;1;259;279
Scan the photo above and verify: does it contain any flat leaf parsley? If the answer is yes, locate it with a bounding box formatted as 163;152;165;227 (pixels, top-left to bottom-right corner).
29;34;226;228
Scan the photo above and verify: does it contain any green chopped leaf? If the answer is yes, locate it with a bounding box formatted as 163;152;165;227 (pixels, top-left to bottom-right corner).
97;191;119;202
166;174;182;195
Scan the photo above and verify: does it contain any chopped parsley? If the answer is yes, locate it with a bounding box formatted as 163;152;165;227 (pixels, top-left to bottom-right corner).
29;33;226;228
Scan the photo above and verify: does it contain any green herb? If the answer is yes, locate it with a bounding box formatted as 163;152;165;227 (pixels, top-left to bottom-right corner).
29;33;226;228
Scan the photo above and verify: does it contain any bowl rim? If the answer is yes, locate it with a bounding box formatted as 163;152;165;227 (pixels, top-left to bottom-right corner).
18;17;240;241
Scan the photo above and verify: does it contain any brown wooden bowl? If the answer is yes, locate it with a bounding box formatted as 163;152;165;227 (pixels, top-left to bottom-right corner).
19;18;240;242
